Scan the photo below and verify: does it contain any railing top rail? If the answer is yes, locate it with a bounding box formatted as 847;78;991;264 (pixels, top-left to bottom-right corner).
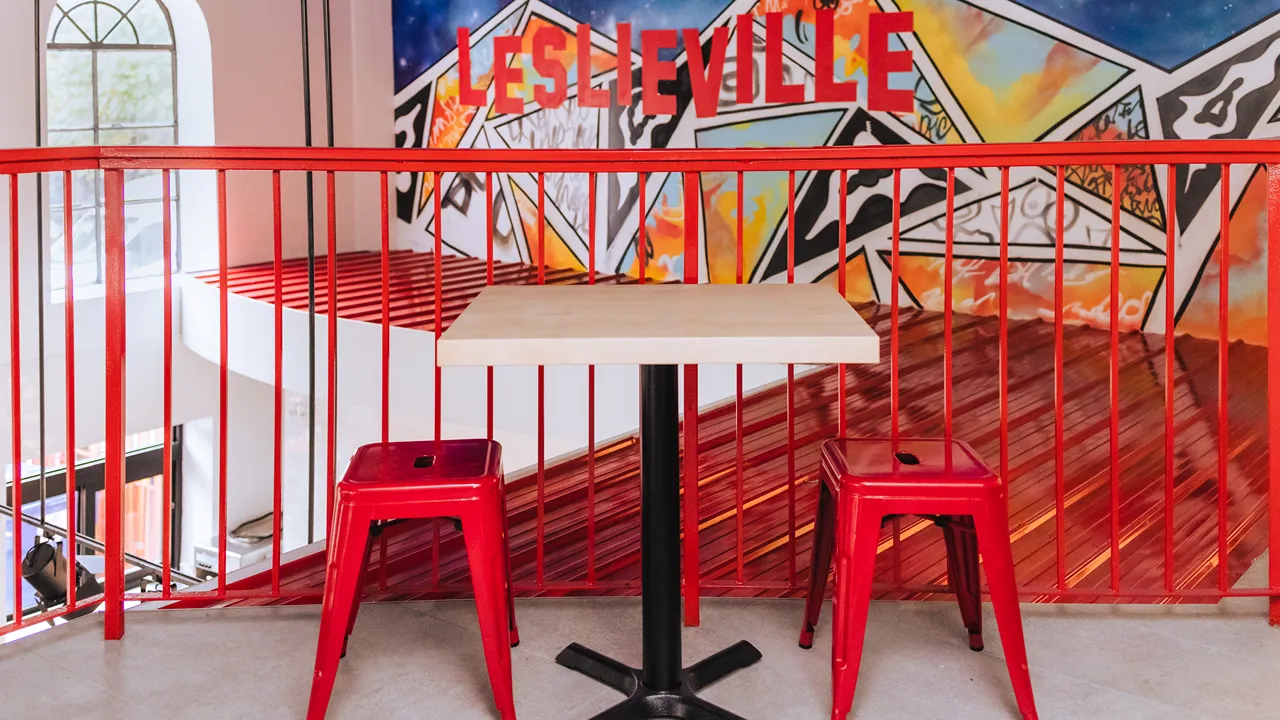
0;140;1278;174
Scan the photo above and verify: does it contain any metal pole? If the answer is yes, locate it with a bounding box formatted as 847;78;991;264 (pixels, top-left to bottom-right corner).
34;0;47;525
322;0;335;149
321;0;336;531
301;0;317;544
640;364;681;691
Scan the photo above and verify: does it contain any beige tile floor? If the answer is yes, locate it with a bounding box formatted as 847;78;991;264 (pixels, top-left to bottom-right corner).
1;592;1279;719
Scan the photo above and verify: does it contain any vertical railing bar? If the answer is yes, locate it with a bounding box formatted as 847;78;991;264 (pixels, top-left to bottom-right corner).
837;168;847;438
272;170;284;596
62;171;78;610
1055;165;1067;592
891;169;901;439
217;170;229;595
638;172;647;285
8;175;23;627
326;171;338;530
433;170;443;589
537;171;546;589
587;171;597;587
433;171;443;441
891;167;904;589
34;4;47;531
1165;164;1177;593
1217;164;1230;593
1109;165;1123;593
999;167;1010;482
896;169;906;589
944;168;955;440
378;171;391;590
1265;163;1280;624
735;169;745;585
486;172;495;442
485;170;495;594
683;170;701;625
162;169;174;599
786;170;797;586
381;172;391;444
301;0;318;542
103;169;125;638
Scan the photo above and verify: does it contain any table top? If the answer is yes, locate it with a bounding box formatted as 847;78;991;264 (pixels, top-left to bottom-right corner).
436;284;880;367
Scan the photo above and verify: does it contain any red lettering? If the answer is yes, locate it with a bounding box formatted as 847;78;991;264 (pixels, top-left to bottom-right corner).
617;23;633;105
493;35;523;114
765;13;803;104
815;10;857;103
735;14;753;105
456;28;487;107
868;11;914;113
577;24;610;108
641;29;678;115
684;28;728;119
533;26;567;109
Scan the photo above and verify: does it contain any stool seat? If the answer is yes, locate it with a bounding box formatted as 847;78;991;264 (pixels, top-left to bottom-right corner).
822;437;996;489
339;440;502;493
801;437;1038;720
307;439;518;720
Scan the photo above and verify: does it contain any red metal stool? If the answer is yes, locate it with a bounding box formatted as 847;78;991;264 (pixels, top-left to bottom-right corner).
799;438;1037;720
307;440;519;720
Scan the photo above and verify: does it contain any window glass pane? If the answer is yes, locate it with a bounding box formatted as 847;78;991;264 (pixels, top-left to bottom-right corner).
128;1;173;45
123;200;169;278
47;51;94;131
92;3;128;43
99;126;174;147
65;3;100;42
50;206;103;290
101;16;140;45
51;11;92;44
123;474;165;563
48;129;94;147
121;167;174;202
46;168;99;210
97;51;174;127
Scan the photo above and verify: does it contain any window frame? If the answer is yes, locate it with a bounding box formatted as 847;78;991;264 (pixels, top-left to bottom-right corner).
6;425;184;622
46;0;183;286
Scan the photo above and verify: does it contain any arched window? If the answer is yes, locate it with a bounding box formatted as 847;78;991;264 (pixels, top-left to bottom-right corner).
47;0;180;287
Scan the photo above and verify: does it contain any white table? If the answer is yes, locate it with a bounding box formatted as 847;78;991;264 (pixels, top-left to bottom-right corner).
439;283;879;720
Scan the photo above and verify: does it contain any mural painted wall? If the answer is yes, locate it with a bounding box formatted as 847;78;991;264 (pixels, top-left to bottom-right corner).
392;0;1280;345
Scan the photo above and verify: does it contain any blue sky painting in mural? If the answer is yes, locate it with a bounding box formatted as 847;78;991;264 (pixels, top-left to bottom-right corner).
393;0;730;91
1012;0;1280;70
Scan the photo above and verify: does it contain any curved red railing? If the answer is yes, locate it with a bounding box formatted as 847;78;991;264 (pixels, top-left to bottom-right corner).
0;141;1277;642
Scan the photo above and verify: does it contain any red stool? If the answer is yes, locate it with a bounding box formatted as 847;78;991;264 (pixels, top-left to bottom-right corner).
799;438;1037;720
307;440;519;720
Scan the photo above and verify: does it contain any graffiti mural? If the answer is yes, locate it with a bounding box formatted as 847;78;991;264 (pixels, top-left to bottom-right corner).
393;0;1280;345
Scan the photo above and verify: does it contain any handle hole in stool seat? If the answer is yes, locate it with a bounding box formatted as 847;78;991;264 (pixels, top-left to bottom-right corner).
413;455;436;469
894;451;920;466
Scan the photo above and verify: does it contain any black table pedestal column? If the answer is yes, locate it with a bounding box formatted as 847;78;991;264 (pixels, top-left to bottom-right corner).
555;365;762;719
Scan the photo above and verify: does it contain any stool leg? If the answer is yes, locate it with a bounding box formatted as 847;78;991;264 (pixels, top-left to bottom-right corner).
942;519;984;651
500;487;520;648
341;528;377;658
831;500;881;720
800;481;837;648
463;502;517;720
973;503;1038;720
308;506;372;720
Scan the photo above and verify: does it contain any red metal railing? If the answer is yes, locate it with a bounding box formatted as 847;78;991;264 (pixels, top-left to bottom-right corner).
0;141;1278;642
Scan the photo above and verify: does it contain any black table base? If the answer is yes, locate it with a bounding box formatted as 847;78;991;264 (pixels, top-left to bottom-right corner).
555;365;762;719
556;641;762;719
